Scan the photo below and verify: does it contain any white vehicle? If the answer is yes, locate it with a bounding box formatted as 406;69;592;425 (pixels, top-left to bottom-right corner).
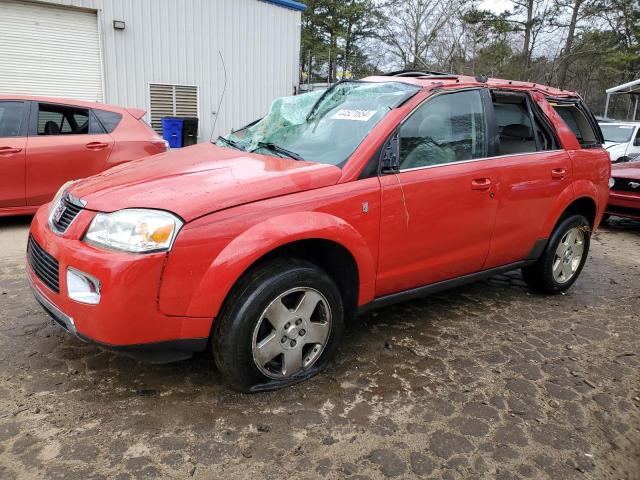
598;121;640;163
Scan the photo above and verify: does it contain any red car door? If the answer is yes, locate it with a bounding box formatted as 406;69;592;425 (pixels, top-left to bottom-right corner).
376;89;500;296
0;100;29;208
483;90;573;268
25;102;114;206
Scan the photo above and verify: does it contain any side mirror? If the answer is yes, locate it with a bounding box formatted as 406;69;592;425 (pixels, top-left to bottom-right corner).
634;138;640;147
380;132;400;173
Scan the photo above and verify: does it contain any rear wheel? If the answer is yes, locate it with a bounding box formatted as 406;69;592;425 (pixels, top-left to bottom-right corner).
522;214;591;294
212;258;344;392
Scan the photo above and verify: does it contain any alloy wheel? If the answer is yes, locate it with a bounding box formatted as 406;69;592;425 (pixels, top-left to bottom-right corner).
251;287;332;379
552;227;585;284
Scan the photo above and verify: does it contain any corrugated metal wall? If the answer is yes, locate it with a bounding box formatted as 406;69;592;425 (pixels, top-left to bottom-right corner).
34;0;302;141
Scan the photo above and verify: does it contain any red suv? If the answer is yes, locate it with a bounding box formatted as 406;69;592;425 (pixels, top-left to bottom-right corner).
0;96;167;217
27;73;610;391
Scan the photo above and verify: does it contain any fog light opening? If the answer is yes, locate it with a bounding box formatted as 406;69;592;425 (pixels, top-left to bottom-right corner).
67;268;101;305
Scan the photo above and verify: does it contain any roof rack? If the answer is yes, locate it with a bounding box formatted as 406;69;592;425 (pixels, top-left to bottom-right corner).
383;69;458;78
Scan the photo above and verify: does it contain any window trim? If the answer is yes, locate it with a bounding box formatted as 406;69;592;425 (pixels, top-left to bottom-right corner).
0;100;30;138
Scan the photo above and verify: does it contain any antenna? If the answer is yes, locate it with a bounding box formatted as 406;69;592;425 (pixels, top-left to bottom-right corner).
210;50;227;142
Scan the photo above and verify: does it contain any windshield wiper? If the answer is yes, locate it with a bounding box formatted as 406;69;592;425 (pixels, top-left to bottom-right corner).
254;142;304;161
216;136;246;151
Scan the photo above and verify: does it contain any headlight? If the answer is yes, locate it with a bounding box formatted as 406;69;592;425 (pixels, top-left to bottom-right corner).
609;177;615;188
84;209;183;253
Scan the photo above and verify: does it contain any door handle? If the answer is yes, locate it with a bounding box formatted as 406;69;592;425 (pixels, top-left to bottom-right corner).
0;146;22;155
85;142;109;150
551;168;566;179
471;178;492;190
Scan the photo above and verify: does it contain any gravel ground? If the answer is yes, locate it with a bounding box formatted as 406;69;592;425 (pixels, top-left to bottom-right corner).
0;216;639;480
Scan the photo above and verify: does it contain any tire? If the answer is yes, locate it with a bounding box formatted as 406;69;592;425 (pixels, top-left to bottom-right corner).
521;214;591;294
212;258;344;392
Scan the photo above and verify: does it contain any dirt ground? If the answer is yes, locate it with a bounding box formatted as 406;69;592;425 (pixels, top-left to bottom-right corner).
0;215;638;480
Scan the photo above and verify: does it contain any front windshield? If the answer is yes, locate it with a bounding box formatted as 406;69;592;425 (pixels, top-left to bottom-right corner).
600;124;635;143
217;81;420;166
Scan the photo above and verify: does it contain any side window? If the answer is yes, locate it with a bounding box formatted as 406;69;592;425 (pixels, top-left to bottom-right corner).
493;101;536;155
552;104;599;147
93;109;123;133
37;104;90;135
0;101;25;138
491;92;557;155
399;90;486;169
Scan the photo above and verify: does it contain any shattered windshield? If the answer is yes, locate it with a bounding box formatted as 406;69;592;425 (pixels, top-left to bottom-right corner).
217;81;420;167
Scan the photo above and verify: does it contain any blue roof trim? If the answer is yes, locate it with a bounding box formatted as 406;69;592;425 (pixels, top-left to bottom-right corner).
261;0;307;11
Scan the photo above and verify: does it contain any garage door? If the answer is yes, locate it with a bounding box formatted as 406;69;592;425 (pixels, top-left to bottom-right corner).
0;1;103;102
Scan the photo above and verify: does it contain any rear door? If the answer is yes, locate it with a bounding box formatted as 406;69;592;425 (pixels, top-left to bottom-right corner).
0;100;29;208
483;90;573;269
25;102;114;206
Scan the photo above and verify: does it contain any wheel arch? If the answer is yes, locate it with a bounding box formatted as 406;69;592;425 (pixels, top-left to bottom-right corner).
184;211;376;321
560;196;597;227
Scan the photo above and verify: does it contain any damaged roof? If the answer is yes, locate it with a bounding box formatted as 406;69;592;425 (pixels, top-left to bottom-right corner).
261;0;306;11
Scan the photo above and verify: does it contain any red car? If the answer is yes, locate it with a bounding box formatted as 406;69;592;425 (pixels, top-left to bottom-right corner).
606;161;640;220
27;73;610;392
0;96;167;217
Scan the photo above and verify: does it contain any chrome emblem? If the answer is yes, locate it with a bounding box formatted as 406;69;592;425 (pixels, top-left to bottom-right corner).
630;181;640;189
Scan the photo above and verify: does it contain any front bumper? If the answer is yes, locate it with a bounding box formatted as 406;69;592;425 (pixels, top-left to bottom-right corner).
606;190;640;220
27;205;211;362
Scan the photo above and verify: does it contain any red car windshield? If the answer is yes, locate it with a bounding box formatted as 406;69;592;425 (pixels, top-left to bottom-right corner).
219;81;420;167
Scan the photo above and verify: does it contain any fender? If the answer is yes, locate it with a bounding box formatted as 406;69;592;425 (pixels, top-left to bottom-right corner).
540;181;598;238
182;211;377;319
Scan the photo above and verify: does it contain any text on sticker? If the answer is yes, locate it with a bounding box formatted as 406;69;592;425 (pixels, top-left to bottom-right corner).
331;109;377;122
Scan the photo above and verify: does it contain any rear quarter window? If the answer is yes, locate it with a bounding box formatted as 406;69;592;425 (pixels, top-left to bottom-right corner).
93;109;123;133
551;104;600;148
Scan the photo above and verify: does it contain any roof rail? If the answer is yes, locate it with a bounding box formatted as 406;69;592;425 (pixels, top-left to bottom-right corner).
383;69;457;78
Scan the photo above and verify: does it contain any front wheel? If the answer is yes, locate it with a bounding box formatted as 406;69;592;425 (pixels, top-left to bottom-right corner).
212;258;344;392
522;214;591;294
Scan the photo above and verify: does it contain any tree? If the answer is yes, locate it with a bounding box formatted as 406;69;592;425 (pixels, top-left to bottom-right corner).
300;0;382;83
378;0;463;70
507;0;555;76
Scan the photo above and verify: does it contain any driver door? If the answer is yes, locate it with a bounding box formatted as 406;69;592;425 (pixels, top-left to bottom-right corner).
376;89;501;296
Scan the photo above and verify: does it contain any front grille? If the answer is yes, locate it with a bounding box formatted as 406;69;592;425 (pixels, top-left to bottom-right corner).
612;177;640;194
50;194;84;233
27;236;60;293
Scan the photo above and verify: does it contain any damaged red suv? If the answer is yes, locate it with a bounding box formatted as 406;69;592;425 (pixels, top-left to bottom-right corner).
27;72;610;391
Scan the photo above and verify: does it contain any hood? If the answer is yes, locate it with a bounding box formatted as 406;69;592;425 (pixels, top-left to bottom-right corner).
69;143;342;221
604;142;627;162
612;160;640;179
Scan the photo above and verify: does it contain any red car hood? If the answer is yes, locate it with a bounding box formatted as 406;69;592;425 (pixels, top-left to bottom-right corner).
612;161;640;179
69;143;342;221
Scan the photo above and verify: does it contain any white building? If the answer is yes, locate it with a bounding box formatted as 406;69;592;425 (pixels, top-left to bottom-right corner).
0;0;304;141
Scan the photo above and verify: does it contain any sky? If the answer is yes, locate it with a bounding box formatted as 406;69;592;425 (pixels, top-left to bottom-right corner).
479;0;513;14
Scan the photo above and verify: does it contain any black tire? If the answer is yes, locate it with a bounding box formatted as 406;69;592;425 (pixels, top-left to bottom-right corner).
212;257;344;392
521;214;591;294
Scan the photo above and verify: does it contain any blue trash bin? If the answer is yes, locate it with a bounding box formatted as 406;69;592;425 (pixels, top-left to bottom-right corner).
161;117;184;148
